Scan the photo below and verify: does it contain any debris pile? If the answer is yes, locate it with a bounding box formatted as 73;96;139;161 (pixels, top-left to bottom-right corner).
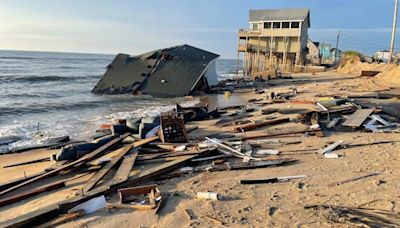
1;78;400;227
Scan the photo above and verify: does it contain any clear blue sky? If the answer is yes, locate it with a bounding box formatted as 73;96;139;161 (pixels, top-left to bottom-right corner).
0;0;398;58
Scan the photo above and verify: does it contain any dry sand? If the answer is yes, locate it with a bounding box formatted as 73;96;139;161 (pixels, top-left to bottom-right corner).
337;55;400;89
1;72;400;227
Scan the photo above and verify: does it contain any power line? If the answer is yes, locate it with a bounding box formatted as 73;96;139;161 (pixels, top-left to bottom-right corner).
341;32;388;49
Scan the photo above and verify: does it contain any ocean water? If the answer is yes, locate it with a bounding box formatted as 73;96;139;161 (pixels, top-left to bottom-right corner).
0;50;238;153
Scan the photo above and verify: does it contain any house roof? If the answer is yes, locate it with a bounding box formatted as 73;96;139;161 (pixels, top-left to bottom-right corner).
249;8;310;27
92;44;219;97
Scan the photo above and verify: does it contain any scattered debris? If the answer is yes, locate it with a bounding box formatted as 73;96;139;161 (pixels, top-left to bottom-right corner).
240;175;307;184
320;141;344;154
342;109;374;128
197;192;222;201
328;172;380;187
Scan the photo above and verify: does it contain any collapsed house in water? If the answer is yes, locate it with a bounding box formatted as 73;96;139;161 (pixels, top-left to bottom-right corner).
92;44;220;97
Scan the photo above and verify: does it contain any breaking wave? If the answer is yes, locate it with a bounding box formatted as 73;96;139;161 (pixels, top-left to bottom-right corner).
0;75;101;83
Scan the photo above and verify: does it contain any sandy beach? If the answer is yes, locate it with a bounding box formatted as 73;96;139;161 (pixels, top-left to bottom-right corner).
1;71;400;227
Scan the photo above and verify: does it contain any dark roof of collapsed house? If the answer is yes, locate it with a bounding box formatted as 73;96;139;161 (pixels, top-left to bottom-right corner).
92;44;220;97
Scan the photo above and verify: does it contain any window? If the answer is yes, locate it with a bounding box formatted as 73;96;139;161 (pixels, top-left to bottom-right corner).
264;22;272;29
252;23;259;30
291;22;300;28
282;22;290;28
273;22;281;29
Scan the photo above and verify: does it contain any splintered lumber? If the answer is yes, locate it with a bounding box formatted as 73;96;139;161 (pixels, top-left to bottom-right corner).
1;206;60;228
327;172;380;187
36;210;85;228
233;118;290;133
205;137;260;161
107;203;156;210
82;137;157;193
342;109;374;127
240;175;307;185
209;159;294;171
2;158;51;168
111;153;139;185
320;140;344;154
0;181;65;207
241;128;322;141
191;155;226;162
1;149;216;228
0;133;130;197
0;171;47;192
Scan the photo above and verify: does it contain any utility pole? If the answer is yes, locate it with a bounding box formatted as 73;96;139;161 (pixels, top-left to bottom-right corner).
335;31;341;64
389;0;399;64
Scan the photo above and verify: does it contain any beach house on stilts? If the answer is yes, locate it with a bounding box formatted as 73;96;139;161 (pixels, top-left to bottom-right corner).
237;8;310;79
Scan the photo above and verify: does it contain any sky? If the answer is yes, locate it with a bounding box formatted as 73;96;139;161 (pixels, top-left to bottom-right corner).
0;0;398;58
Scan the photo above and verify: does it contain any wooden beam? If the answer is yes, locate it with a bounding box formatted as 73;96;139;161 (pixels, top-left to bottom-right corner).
2;158;50;168
0;171;47;192
233;118;290;133
0;182;65;207
241;128;322;141
0;133;130;197
0;206;59;228
36;210;85;228
1;148;215;228
82;137;157;193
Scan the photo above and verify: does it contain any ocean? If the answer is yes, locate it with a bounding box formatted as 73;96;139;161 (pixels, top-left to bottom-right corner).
0;50;238;153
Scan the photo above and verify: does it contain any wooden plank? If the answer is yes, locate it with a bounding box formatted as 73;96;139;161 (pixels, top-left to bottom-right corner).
319;141;344;154
3;158;50;168
1;149;215;227
0;133;130;197
107;203;155;210
241;128;322;141
342;109;374;127
82;137;157;194
111;153;138;185
233;118;290;133
36;210;85;228
0;182;65;207
0;206;59;228
0;171;47;192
